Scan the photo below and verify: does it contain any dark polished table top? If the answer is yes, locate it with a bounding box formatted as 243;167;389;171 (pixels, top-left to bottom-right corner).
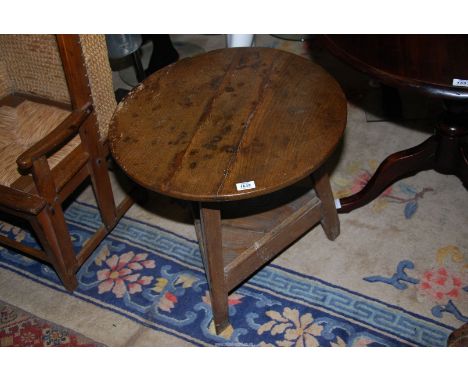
322;35;468;100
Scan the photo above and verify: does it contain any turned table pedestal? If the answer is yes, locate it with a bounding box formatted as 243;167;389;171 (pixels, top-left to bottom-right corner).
322;35;468;213
109;48;347;333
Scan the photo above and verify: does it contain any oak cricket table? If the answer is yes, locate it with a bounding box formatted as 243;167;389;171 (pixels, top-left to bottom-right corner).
109;47;347;334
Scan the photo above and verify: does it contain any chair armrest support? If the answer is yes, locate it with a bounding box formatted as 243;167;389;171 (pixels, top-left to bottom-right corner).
0;185;46;215
17;103;92;171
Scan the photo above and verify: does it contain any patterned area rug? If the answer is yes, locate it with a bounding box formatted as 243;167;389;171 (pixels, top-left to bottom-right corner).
0;199;462;346
0;299;101;347
0;35;466;346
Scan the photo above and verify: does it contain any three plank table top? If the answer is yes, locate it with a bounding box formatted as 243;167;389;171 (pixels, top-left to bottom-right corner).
109;47;346;202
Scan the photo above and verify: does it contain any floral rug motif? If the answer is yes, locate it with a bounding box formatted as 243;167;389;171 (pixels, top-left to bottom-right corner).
364;245;468;323
0;201;456;347
332;160;434;219
0;299;101;347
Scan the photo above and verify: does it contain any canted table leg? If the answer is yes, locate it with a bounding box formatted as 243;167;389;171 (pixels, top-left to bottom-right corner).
312;167;340;240
198;202;230;334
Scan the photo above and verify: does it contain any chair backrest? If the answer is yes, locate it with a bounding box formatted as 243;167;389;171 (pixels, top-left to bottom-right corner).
0;34;70;104
0;34;116;141
78;35;117;141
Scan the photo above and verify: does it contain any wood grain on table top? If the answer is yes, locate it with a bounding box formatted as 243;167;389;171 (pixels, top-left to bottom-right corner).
109;47;347;201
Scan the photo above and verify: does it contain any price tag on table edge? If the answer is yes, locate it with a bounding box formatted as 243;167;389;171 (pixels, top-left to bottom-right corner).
453;78;468;87
236;180;256;191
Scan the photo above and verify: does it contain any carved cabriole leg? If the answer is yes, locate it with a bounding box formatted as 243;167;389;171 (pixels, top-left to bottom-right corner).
338;136;438;213
198;202;229;335
339;99;468;214
312;166;340;240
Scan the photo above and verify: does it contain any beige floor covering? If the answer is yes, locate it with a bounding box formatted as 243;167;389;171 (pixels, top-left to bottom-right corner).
0;35;466;345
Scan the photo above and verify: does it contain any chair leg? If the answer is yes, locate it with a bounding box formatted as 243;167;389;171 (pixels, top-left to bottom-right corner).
87;158;117;230
312;167;340;241
32;206;78;291
80;114;117;230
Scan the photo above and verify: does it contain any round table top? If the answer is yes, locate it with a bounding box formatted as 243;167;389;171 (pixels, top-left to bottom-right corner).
322;35;468;100
109;47;347;202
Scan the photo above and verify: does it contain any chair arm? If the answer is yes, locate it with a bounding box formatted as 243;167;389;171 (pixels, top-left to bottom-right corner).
0;185;46;215
17;103;92;171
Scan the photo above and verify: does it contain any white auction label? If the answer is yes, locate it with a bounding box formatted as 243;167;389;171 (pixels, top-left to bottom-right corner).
452;78;468;87
236;180;256;191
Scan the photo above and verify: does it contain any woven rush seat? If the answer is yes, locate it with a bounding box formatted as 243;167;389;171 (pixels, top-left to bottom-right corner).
0;100;79;186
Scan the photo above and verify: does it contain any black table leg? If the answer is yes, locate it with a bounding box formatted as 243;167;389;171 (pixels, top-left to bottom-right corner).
131;51;146;83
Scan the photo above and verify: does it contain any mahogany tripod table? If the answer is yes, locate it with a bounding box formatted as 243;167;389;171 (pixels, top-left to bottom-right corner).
108;48;347;334
322;35;468;213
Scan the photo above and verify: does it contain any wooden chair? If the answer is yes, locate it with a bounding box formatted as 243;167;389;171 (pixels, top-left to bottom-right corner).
0;34;133;291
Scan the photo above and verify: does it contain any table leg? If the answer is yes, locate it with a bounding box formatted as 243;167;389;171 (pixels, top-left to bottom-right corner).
338;100;468;213
198;202;229;335
338;136;438;213
435;102;468;185
131;51;146;83
312;167;340;240
381;84;403;120
460;144;468;186
447;323;468;347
